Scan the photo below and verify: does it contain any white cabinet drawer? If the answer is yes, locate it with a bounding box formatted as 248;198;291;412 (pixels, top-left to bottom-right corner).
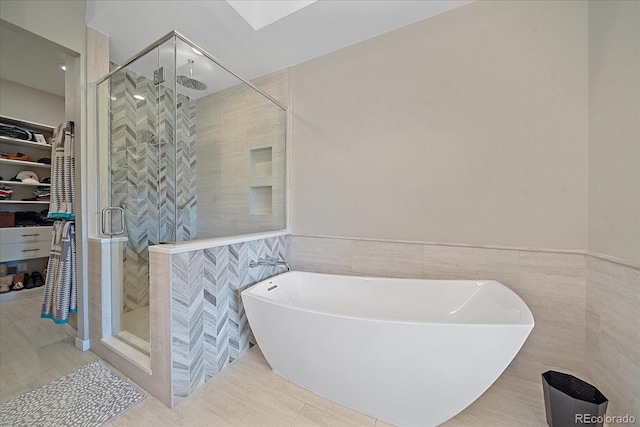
0;240;50;262
0;226;52;244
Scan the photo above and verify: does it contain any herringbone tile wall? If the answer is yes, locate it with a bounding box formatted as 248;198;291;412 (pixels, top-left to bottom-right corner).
170;234;290;405
110;69;197;314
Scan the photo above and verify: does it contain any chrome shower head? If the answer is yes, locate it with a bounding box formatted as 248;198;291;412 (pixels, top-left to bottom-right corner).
177;59;207;90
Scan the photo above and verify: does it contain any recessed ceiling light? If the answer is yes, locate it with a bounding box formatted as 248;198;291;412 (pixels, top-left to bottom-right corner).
59;64;66;71
133;94;145;100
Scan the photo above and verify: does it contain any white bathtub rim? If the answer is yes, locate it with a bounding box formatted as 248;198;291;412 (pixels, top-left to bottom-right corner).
242;271;535;328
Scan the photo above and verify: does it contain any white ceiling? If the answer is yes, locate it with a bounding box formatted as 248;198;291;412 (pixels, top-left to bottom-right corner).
0;21;69;97
87;0;472;83
1;1;473;97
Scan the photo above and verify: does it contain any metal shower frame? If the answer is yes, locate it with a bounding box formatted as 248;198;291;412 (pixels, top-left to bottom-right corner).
95;30;285;110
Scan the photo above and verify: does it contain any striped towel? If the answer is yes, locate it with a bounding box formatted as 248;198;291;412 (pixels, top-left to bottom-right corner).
41;221;77;324
48;121;75;220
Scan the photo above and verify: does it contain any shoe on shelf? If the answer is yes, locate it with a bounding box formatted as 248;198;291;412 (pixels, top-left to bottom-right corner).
11;272;27;291
0;152;31;162
0;274;13;293
24;274;35;289
31;271;45;288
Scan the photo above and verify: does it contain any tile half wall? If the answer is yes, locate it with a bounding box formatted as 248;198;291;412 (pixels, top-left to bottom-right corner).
169;234;290;406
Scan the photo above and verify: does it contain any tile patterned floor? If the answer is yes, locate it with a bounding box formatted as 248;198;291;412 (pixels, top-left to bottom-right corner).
110;346;547;427
0;289;100;403
1;293;547;426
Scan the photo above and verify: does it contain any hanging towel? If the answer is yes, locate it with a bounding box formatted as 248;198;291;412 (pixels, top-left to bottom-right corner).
48;121;75;220
41;221;77;324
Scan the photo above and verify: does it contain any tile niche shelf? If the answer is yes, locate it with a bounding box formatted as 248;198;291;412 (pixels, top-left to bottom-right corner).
249;147;273;216
250;186;273;216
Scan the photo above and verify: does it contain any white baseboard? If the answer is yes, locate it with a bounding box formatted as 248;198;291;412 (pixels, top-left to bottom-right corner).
75;336;91;351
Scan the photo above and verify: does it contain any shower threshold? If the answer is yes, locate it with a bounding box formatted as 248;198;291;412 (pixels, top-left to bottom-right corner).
113;330;150;355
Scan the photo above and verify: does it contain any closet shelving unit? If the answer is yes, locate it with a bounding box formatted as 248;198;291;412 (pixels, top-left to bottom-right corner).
0;115;54;300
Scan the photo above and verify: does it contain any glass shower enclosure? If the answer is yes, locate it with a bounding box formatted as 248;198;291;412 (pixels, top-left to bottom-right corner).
96;32;286;353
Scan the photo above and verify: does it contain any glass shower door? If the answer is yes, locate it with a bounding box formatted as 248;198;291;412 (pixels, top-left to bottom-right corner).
96;30;288;356
100;40;175;355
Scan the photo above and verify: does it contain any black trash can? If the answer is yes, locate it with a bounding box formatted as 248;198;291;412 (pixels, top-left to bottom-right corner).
542;370;608;427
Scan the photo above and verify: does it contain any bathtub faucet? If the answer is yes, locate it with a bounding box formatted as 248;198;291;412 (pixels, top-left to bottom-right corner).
249;256;290;271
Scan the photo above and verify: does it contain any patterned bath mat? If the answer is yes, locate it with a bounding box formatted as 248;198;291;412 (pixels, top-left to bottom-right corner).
0;360;146;426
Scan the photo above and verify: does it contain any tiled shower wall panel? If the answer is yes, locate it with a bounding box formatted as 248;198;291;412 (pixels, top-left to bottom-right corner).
111;70;197;312
195;74;287;239
170;234;290;406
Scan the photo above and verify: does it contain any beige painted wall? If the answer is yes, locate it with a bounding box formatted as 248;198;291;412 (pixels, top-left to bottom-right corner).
291;0;589;251
0;79;65;126
588;1;640;265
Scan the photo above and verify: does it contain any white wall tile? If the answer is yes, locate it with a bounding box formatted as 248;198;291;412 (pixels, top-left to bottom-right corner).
422;245;520;288
290;236;352;274
352;240;422;278
513;252;586;382
586;256;640;420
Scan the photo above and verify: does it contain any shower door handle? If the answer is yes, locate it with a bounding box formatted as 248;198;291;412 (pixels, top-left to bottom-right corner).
101;206;125;236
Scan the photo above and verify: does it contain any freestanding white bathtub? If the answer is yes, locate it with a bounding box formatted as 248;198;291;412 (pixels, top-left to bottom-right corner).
241;271;534;426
